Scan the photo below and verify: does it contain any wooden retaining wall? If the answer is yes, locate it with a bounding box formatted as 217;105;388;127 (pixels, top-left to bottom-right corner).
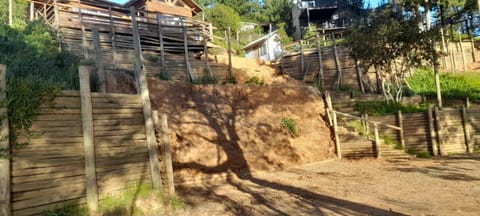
10;91;151;216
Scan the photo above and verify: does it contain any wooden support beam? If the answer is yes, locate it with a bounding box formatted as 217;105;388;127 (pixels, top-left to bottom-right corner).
332;33;342;90
373;122;381;159
130;7;164;191
397;111;405;149
315;34;324;89
203;35;212;76
160;114;175;196
8;0;12;26
467;19;476;62
157;17;166;76
332;111;341;159
0;64;11;216
355;60;365;93
92;27;107;93
459;40;467;71
182;18;194;82
300;40;305;80
227;27;233;81
461;105;472;153
30;1;34;22
54;0;60;30
427;106;438;156
79;66;99;212
78;10;88;59
434;106;445;155
108;5;119;69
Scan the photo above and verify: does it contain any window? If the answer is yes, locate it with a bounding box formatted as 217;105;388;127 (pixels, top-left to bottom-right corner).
260;45;267;56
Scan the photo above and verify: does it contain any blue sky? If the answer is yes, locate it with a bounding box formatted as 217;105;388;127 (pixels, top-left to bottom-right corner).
108;0;385;8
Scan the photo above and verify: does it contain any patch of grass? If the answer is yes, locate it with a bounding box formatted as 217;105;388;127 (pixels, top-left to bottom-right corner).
408;68;480;102
43;204;89;216
407;148;432;158
245;76;265;86
281;118;299;137
157;72;171;81
355;101;427;116
224;75;238;84
100;184;153;215
194;71;219;85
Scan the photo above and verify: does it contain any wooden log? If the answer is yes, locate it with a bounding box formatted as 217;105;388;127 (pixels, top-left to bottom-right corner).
79;66;98;212
108;5;119;69
300;40;305;81
461;105;472;153
397;111;405;149
332;111;341;159
227;27;233;80
434;106;445;155
157;17;166;75
182;19;194;82
332;34;342;90
373;122;381;158
160;114;175;196
315;34;324;89
131;7;163;191
92;27;107;93
0;64;10;216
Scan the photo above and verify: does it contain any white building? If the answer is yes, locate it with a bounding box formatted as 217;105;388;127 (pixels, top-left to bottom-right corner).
243;30;283;62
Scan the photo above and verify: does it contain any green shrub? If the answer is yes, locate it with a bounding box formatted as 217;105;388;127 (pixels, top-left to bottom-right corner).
44;204;89;216
194;71;218;85
245;76;264;86
281;118;299;137
406;148;432;158
157;72;171;81
225;75;238;84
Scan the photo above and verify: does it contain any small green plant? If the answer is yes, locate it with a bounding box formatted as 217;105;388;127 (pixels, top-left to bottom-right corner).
355;101;427;116
157;72;171;81
43;204;89;216
245;76;264;86
144;54;159;63
225;75;238;84
406;148;432;158
195;71;219;85
281;118;299;137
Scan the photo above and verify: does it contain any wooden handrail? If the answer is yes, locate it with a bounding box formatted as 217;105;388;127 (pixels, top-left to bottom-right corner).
330;109;402;131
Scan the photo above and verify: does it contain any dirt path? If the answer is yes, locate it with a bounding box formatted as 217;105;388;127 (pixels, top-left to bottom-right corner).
174;156;480;216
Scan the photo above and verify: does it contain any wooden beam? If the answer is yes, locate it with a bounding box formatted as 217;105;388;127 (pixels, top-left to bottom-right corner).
461;105;472;153
160;114;175;196
92;27;107;93
130;7;164;191
427;106;438;156
434;106;445;155
332;111;341;159
8;0;12;26
0;64;11;216
79;66;99;212
30;1;34;22
315;34;324;89
397;111;405;149
373;122;381;158
182;18;194;82
332;33;343;90
300;40;305;80
108;5;119;69
157;17;166;76
227;27;233;81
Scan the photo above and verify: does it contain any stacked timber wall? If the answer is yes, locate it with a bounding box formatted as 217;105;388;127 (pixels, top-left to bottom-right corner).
33;1;227;84
369;107;480;155
11;91;151;216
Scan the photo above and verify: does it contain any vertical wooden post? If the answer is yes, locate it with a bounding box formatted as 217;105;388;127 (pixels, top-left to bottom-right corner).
467;19;476;62
434;106;445;155
92;27;106;93
78;9;88;59
227;27;233;81
30;1;34;21
54;0;59;30
461;105;472;153
130;7;163;191
332;111;341;159
355;60;365;93
0;65;11;216
79;66;99;212
108;5;119;69
332;33;343;90
427;106;438;156
203;34;212;76
433;40;443;108
364;113;370;135
157;17;166;76
209;23;214;42
466;97;470;108
315;34;324;89
300;40;305;80
182;19;194;82
459;40;467;71
8;0;13;26
373;122;381;159
397;111;405;149
160;114;175;196
325;91;333;126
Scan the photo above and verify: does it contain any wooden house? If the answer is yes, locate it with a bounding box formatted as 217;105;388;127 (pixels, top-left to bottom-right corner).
243;30;283;62
125;0;202;18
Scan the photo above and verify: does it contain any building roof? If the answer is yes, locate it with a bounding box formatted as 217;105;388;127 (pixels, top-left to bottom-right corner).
124;0;203;14
243;30;279;51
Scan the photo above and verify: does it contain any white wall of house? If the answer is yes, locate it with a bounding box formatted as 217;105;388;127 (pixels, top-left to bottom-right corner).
245;34;283;61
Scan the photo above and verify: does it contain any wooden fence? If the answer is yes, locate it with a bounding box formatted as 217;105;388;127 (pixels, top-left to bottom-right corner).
0;65;174;216
281;33;361;91
31;0;228;83
370;106;480;155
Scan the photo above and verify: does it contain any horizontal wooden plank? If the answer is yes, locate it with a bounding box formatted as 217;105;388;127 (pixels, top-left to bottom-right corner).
12;175;84;193
12;162;84;177
12;197;86;216
12;157;85;169
94;119;145;126
13;181;85;202
12;168;85;184
12;189;85;210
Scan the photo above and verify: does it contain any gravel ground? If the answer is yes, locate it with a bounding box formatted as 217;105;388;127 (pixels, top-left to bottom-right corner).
175;156;480;216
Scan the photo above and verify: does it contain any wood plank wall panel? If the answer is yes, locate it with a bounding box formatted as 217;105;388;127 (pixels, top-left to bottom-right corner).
399;113;431;152
469;108;480;148
438;109;467;154
369;116;401;144
91;93;152;197
11;93;86;216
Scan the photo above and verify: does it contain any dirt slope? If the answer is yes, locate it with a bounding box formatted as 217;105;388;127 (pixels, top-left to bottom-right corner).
148;79;334;182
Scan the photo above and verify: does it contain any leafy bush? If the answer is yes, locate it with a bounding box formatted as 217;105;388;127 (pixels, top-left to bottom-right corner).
44;204;89;216
194;71;218;85
281;118;299;137
408;68;480;102
205;4;240;35
406;148;432;158
245;76;265;86
354;101;427;116
225;75;238;84
0;21;80;153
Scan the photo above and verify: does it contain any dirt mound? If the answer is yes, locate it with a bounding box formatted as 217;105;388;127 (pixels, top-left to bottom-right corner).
148;79;334;182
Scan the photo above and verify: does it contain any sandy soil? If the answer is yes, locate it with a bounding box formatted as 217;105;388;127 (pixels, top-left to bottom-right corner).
172;156;480;216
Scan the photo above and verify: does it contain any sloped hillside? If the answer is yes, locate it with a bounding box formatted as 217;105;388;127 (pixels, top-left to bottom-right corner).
148;79;334;182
